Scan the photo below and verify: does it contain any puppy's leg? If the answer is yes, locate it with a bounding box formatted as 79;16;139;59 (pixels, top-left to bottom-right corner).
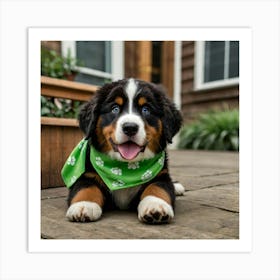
173;181;185;196
66;186;104;222
138;184;174;224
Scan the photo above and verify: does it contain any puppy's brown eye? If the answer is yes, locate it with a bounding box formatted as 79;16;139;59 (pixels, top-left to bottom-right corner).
112;105;120;114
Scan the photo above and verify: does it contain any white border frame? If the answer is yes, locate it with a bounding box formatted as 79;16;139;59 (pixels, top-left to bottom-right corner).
28;27;251;253
194;41;239;91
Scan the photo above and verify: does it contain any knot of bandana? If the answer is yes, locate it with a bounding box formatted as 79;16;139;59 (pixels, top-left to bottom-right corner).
61;139;165;191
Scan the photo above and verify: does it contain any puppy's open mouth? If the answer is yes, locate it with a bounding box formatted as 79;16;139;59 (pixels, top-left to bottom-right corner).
110;139;146;160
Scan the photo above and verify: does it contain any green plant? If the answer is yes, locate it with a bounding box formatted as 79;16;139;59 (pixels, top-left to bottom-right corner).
41;96;81;118
41;47;83;79
178;109;239;151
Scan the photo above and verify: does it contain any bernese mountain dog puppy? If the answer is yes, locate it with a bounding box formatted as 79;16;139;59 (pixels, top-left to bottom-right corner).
63;78;183;224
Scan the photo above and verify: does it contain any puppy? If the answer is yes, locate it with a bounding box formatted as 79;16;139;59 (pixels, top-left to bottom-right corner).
62;78;183;224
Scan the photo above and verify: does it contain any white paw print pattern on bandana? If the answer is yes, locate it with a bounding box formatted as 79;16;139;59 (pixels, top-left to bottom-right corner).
127;162;140;170
67;156;76;166
78;141;84;150
110;167;122;176
95;157;104;167
70;175;77;184
141;170;153;181
112;179;125;188
78;140;87;152
158;155;164;167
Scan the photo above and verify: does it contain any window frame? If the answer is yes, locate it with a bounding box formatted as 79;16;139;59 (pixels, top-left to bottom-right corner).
194;41;239;91
61;41;124;83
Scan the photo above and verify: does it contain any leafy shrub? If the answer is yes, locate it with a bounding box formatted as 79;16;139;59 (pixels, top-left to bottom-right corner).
41;96;81;118
41;47;83;79
178;109;239;151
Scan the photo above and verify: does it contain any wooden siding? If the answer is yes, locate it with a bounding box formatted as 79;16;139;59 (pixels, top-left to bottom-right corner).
41;124;84;188
181;41;239;123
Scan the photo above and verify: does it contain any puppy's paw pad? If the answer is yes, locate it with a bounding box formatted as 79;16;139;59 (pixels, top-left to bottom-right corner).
66;201;102;222
138;196;174;224
174;182;185;196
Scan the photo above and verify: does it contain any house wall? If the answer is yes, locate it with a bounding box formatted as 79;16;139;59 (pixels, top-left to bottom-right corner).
181;41;239;123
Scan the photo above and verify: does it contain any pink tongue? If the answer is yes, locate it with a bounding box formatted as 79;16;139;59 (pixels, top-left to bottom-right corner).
117;142;142;160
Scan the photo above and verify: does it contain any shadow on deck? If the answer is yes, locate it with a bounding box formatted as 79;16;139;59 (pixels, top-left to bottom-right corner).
41;150;239;239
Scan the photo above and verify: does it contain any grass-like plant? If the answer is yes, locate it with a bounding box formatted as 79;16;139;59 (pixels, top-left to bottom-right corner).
178;109;239;151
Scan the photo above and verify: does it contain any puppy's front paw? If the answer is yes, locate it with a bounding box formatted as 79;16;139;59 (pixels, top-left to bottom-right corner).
174;182;185;196
138;196;174;224
66;201;102;222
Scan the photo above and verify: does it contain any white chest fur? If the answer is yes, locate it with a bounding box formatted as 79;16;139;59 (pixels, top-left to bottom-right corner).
112;185;141;210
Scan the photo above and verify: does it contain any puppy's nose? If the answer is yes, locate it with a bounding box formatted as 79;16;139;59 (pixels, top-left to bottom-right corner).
122;122;139;137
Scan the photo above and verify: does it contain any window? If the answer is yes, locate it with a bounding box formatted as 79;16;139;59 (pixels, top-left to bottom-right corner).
61;41;124;86
195;41;239;90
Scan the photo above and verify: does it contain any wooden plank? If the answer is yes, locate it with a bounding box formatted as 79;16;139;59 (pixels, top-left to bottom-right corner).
41;76;97;101
41;76;98;93
41;117;79;127
41;126;50;188
41;124;83;188
41;187;68;200
182;42;195;57
181;86;239;104
181;56;194;70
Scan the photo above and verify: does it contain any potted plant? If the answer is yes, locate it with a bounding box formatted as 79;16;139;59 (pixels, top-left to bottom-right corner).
41;47;83;81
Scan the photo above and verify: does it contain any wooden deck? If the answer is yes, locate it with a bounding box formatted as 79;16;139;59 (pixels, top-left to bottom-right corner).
41;150;239;239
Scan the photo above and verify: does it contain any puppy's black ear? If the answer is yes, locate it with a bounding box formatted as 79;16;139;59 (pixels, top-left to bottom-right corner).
155;85;183;144
163;98;183;143
78;97;98;139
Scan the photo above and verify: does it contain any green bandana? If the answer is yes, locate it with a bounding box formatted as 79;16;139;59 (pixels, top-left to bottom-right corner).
61;139;165;191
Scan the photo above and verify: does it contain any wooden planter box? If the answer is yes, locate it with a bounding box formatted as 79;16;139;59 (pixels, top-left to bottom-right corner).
41;76;98;189
41;117;84;188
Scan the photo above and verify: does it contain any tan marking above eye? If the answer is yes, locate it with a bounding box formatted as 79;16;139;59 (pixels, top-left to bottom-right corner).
138;97;147;107
115;96;124;106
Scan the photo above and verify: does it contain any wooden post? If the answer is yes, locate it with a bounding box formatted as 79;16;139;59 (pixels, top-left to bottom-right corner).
125;41;152;82
136;41;152;82
161;41;175;98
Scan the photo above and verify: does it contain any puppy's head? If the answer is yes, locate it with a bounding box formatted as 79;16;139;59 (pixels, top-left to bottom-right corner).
79;78;182;162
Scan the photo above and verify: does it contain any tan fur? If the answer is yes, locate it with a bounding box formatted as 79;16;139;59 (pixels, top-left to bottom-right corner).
96;117;116;153
115;96;124;106
71;186;104;208
140;184;171;205
138;97;147;106
146;120;162;153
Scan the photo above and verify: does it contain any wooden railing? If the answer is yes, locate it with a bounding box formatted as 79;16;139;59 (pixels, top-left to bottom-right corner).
41;76;98;101
41;76;98;188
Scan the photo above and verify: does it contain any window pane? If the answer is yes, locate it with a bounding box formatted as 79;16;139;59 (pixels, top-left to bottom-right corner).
204;41;225;82
75;72;111;86
229;41;239;78
76;41;111;73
